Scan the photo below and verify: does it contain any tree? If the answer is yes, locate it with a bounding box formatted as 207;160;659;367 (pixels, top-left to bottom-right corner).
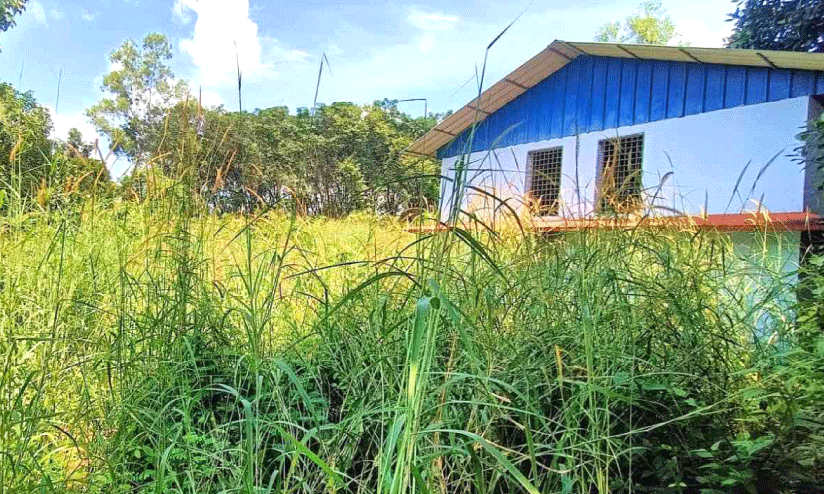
0;0;26;33
0;84;112;209
66;127;94;158
52;153;113;202
87;33;189;168
594;1;679;45
0;82;52;204
115;92;441;217
727;0;824;52
57;128;112;199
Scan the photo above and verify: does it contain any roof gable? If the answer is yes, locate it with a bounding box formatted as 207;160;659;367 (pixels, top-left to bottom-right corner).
437;54;824;158
408;41;824;158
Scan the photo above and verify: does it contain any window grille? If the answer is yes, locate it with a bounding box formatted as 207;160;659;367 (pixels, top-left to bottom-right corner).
597;134;644;213
527;147;563;216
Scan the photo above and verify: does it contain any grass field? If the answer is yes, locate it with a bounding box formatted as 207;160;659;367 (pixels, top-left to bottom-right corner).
1;193;822;493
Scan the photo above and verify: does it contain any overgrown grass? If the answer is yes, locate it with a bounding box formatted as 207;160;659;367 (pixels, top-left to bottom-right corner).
2;185;821;493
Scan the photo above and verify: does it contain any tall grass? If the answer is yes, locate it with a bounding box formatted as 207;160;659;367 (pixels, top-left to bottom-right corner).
0;177;803;493
0;62;817;493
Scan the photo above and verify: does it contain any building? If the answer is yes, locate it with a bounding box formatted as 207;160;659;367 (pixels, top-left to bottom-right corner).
407;40;824;270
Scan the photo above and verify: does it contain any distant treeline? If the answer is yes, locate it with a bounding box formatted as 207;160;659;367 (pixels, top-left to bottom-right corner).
121;98;446;217
0;79;445;216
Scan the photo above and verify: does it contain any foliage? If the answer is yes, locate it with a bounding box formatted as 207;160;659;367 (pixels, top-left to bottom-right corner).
3;19;822;494
66;128;95;158
1;29;440;218
727;0;824;52
799;106;824;193
723;255;824;493
51;154;114;202
135;98;439;216
594;1;679;45
1;181;818;493
0;83;114;211
0;0;25;33
86;33;189;166
0;82;52;205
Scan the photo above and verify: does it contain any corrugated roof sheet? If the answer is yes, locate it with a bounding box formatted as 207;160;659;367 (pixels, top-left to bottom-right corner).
407;40;824;157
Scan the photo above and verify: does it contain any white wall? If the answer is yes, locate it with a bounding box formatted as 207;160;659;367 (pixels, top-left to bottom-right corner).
730;231;801;277
439;96;814;221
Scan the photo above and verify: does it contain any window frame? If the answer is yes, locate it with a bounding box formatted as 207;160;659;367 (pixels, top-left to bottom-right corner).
596;133;645;214
525;146;564;217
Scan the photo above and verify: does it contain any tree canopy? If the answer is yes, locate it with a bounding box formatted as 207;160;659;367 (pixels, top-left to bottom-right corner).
0;0;25;33
87;33;189;166
132;98;440;216
0;83;113;210
594;1;679;45
0;82;52;201
4;30;442;217
727;0;824;52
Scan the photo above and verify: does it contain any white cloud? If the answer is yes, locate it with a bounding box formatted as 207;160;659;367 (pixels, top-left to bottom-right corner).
188;87;225;108
46;105;125;175
28;1;48;26
172;1;191;23
322;29;483;105
419;33;435;53
49;8;65;20
80;11;98;22
199;89;224;107
408;9;459;31
45;105;100;145
174;0;311;85
675;19;733;48
327;44;344;57
311;11;562;111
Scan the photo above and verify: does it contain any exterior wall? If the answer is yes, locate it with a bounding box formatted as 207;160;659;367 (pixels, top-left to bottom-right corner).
729;231;800;333
729;231;800;278
439;55;824;159
439;96;813;221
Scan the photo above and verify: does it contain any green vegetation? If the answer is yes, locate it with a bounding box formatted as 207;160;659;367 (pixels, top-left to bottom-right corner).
86;33;190;166
0;82;111;213
1;8;823;493
85;33;442;217
594;1;679;45
1;160;823;493
728;0;824;53
0;32;440;218
0;0;26;34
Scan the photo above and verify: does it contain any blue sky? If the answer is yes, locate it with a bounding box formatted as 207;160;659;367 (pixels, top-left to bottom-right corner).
0;0;736;176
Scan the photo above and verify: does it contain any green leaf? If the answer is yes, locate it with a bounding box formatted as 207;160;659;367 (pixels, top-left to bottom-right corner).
671;387;688;397
429;429;541;494
641;381;667;391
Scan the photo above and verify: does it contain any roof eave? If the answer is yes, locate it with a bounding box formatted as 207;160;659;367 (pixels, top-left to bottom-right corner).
406;40;824;158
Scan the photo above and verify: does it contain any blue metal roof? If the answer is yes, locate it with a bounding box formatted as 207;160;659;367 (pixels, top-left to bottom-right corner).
437;55;824;159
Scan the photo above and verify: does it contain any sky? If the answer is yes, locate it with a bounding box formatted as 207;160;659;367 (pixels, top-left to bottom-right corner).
0;0;736;177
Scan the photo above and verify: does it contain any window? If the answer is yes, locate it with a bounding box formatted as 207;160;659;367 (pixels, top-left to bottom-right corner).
526;147;563;216
597;134;644;213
